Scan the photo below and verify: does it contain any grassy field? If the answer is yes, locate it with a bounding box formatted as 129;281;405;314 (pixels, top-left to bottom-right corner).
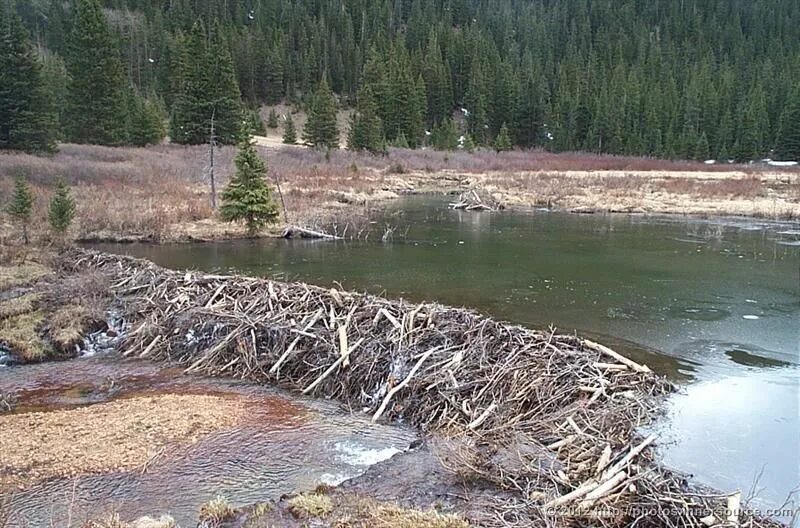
0;142;797;245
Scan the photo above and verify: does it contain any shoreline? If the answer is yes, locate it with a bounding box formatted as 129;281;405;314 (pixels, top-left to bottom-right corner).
74;184;800;246
1;143;797;246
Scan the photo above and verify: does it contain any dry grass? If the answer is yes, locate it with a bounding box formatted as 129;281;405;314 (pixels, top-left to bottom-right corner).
1;143;797;245
84;513;128;528
332;495;469;528
0;310;50;361
0;293;38;320
479;170;800;218
39;269;111;352
0;262;51;290
0;144;223;243
254;492;468;527
0;262;111;362
288;493;334;519
75;513;179;528
242;502;274;526
199;495;237;523
48;303;94;351
0;395;245;487
258;104;353;148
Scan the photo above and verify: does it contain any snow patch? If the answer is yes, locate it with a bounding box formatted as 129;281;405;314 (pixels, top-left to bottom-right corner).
767;160;798;167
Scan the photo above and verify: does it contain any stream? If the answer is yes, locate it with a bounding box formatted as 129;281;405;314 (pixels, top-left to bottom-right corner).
87;196;799;513
0;357;416;526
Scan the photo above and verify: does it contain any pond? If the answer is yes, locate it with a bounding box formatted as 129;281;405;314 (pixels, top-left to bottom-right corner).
91;196;800;511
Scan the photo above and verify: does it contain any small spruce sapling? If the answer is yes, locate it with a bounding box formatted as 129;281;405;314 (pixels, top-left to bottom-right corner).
267;108;279;129
48;177;76;238
282;114;297;144
219;134;279;236
495;123;513;153
7;174;34;244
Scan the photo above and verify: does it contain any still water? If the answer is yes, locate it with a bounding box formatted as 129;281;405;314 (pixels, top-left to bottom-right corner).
92;197;799;509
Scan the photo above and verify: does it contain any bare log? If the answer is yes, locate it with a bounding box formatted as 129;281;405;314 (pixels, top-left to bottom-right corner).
282;225;343;240
584;339;652;373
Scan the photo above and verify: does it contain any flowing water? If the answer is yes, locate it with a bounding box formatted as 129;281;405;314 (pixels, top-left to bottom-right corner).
89;196;800;512
0;357;416;526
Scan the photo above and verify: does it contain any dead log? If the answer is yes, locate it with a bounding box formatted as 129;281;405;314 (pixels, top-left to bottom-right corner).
282;225;342;240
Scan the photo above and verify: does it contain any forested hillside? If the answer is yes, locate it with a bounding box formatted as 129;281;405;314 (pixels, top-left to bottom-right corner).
3;0;800;160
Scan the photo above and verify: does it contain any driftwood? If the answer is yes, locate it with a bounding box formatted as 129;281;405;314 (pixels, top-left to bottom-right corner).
449;190;496;211
282;225;342;240
63;249;785;528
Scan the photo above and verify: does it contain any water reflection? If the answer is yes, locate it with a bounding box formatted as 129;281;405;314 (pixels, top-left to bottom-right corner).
653;369;800;509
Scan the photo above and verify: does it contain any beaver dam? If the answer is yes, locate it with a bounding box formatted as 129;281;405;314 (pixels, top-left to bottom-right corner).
60;249;783;527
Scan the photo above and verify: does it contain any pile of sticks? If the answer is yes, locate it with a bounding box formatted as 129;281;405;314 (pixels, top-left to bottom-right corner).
64;249;784;528
449;190;496;211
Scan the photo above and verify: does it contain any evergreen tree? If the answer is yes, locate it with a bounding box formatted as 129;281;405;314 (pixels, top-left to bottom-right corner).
282;113;297;144
64;0;128;145
128;92;166;146
432;118;459;150
3;0;798;163
774;89;800;161
422;31;453;125
219;134;279;235
462;133;476;153
303;77;339;149
170;21;241;145
7;174;33;244
495;123;512;152
513;75;544;148
39;50;67;140
694;133;710;161
464;58;489;145
347;85;385;153
244;107;266;136
267;108;279;128
0;10;57;153
734;104;759;162
48;177;76;236
392;132;409;149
